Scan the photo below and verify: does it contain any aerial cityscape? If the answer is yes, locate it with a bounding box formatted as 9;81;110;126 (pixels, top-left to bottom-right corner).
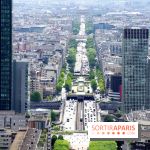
0;0;150;150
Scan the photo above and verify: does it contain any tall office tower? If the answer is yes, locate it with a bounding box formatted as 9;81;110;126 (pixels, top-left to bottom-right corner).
0;0;12;110
122;28;149;113
147;57;150;110
13;60;30;113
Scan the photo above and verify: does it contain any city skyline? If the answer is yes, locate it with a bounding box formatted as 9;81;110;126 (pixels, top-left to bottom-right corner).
0;0;150;149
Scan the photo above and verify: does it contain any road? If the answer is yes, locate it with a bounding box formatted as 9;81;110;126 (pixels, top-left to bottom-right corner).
76;102;84;130
62;15;98;132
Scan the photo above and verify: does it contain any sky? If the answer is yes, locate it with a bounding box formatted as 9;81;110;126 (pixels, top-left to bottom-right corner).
14;0;150;6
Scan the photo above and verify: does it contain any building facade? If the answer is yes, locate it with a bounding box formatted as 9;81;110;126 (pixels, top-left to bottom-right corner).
13;60;29;113
147;57;150;109
0;129;14;150
122;28;149;113
0;0;12;110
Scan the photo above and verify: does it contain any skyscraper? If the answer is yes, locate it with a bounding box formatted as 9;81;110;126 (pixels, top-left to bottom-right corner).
122;28;149;113
13;60;29;113
147;57;150;110
0;0;12;110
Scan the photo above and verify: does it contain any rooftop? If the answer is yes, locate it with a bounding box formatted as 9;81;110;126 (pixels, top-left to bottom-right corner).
10;130;26;150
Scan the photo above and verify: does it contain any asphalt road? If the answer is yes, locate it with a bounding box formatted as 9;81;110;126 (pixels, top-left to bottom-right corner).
76;102;84;131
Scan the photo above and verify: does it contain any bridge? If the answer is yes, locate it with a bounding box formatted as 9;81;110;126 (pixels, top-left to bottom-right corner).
30;101;62;110
67;94;94;101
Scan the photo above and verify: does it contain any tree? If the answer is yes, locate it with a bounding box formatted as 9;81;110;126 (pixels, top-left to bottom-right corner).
86;37;95;49
87;48;96;68
91;79;97;91
67;72;73;79
56;83;62;94
89;141;117;150
58;135;64;140
67;48;76;64
54;140;70;150
68;39;77;48
67;48;76;73
56;68;66;94
104;115;114;122
30;91;42;102
96;69;105;93
72;20;80;35
85;20;93;35
53;126;60;131
51;110;59;122
51;135;57;147
46;96;52;101
60;72;65;78
65;81;71;92
89;70;95;80
65;74;72;91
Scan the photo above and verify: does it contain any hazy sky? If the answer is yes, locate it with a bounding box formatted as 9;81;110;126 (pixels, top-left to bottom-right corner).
14;0;150;6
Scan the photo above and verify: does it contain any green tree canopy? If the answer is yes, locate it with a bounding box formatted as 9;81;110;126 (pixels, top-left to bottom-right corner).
53;126;60;131
87;48;96;68
58;135;64;140
96;69;105;93
67;48;76;64
51;135;57;147
72;20;80;35
86;37;95;49
56;83;62;94
68;39;78;48
89;70;95;80
30;91;42;102
51;110;59;122
65;74;72;91
89;141;117;150
85;20;93;35
46;96;52;101
91;79;97;91
65;80;72;92
104;115;114;122
60;72;65;78
67;72;73;79
56;68;66;93
54;140;70;150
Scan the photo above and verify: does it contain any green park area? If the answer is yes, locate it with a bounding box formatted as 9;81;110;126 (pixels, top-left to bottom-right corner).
65;72;73;92
51;135;70;150
67;47;76;73
85;20;93;35
96;69;105;93
54;139;70;150
89;141;117;150
86;37;96;69
56;68;66;94
67;39;78;73
38;129;47;147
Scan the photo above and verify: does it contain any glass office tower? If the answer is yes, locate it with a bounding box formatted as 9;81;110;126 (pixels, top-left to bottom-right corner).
0;0;12;110
122;28;149;113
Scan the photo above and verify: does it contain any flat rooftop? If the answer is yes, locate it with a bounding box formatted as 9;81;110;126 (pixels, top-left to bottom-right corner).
10;130;26;150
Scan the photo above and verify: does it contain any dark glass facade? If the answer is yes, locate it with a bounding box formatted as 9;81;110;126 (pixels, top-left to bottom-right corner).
111;75;122;93
0;0;12;110
122;28;149;113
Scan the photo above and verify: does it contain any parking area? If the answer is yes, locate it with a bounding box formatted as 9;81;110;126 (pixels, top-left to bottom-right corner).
74;42;90;76
62;99;77;131
84;101;97;130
